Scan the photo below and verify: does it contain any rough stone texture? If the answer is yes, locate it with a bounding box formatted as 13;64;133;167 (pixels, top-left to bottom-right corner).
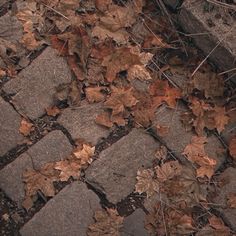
120;209;148;236
211;167;236;231
179;0;236;82
0;130;72;204
3;47;72;119
163;0;180;9
154;103;226;168
0;12;23;43
0;97;24;156
58;103;109;145
20;182;101;236
86;129;160;204
221;122;236;144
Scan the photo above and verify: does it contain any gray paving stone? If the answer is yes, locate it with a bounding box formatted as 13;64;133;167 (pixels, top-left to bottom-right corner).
0;12;23;43
0;130;72;204
179;0;236;82
211;167;236;231
85;129;160;204
58;103;109;145
120;209;148;236
20;182;101;236
221;122;236;144
3;47;72;119
154;103;226;169
0;97;24;156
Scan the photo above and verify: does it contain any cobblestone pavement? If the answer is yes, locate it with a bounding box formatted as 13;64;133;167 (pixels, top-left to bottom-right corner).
0;1;236;235
0;44;235;235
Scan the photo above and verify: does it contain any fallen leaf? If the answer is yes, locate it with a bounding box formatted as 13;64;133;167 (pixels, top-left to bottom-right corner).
191;71;224;98
155;161;182;182
135;169;159;197
73;144;95;165
67;55;84;81
92;25;129;44
156;125;169;137
183;136;216;178
46;106;60;117
127;65;152;81
22;163;59;209
155;145;168;160
19;119;34;136
95;112;113;128
149;80;181;108
227;193;236;208
104;86;138;115
229;136;236;159
87;208;124;236
209;215;231;233
54;157;81;181
85;87;106;103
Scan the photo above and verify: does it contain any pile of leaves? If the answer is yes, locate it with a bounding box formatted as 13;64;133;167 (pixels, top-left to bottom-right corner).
1;0;236;235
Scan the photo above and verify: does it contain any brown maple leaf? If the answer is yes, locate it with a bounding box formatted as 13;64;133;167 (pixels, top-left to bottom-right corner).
149;79;181;108
95;111;113;128
85;87;106;103
135;169;159;197
155;161;182;182
54;157;81;181
227;193;236;208
229;136;236;159
22;163;59;210
46;106;60;117
87;208;124;236
104;86;138;115
183;136;216;178
127;65;152;81
19;118;34;136
72;144;95;165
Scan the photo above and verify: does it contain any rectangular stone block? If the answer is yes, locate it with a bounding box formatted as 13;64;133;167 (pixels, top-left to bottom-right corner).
154;103;226;168
58;103;109;145
85;129;160;204
0;130;72;204
179;0;236;82
0;97;24;156
3;47;72;119
20;182;101;236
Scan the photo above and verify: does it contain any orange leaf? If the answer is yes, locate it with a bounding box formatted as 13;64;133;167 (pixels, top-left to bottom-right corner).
19;119;34;136
95;112;113;128
229;137;236;159
85;87;106;103
67;55;84;81
46;106;60;117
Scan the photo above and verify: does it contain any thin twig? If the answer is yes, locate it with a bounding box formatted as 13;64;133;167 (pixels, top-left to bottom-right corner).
191;40;222;77
42;3;69;20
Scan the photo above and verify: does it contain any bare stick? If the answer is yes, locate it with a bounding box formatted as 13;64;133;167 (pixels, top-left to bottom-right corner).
42;3;69;20
191;40;222;77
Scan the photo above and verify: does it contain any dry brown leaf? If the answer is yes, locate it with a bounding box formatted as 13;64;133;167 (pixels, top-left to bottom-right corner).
102;47;141;82
229;136;236;159
73;144;95;165
208;215;231;235
95;112;113;128
127;65;152;81
192;71;224;98
155;161;182;182
54;157;81;181
155;145;168;160
104;86;138;115
87;208;124;236
19;118;34;136
227;193;236;208
149;80;181;108
85;87;106;103
145;204;195;236
46;106;60;117
143;35;171;49
183;136;216;178
135;169;159;197
156;125;169;137
22;163;59;209
92;25;129;44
